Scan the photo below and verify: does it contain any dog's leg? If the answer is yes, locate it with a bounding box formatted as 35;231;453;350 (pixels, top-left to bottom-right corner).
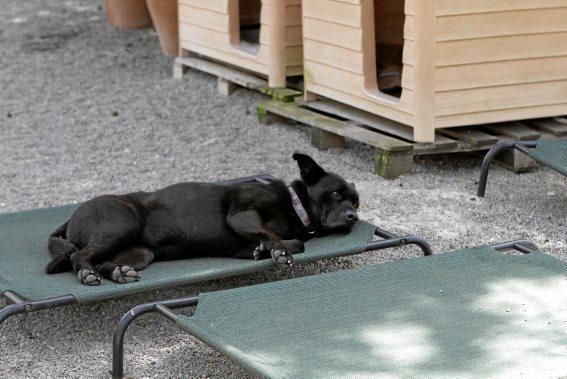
70;245;105;286
96;246;154;284
227;210;304;269
70;233;140;286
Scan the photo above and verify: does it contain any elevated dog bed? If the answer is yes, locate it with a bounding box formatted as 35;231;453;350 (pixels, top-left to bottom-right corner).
0;175;431;324
478;140;567;197
113;241;567;378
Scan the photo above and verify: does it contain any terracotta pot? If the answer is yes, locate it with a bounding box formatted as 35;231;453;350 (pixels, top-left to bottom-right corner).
146;0;179;56
105;0;153;29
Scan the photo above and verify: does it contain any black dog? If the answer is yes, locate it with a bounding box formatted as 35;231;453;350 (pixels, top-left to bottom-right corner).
46;153;360;285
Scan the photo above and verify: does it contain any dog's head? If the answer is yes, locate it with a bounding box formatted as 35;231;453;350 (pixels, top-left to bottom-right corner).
293;153;359;235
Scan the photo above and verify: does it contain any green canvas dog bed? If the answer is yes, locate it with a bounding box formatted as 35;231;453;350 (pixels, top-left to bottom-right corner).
0;175;431;325
112;240;566;378
478;140;567;197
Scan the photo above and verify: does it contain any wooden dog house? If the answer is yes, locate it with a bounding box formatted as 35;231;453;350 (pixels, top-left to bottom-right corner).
302;0;567;142
178;0;302;87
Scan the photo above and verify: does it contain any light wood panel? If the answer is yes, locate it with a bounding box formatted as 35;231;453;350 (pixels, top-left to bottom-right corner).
180;0;303;81
437;7;567;41
303;17;363;51
437;103;567;129
179;0;228;13
182;40;269;74
437;32;567;66
436;0;567;16
179;5;228;32
436;56;567;92
306;81;415;125
436;80;567;116
302;0;567;141
303;0;360;27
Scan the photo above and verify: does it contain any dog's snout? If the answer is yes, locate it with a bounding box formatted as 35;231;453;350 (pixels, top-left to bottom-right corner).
345;210;358;223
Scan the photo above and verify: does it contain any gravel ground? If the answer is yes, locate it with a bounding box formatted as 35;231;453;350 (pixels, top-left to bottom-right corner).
0;1;565;378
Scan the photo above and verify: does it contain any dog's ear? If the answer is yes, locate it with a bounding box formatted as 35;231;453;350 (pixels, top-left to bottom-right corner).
293;152;326;185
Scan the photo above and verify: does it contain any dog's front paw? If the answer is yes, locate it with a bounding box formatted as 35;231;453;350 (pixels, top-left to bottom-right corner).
78;269;102;286
271;249;294;269
111;265;140;284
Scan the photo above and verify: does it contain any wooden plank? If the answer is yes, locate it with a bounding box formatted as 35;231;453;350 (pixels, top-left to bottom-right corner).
175;56;267;89
301;99;456;148
258;100;413;152
303;17;363;52
523;118;567;136
436;0;567;16
180;0;228;13
437;127;498;145
435;80;567;117
304;81;414;124
303;39;364;75
437;8;567;42
260;25;303;46
437;32;567;67
285;46;303;66
303;0;361;28
305;60;415;107
181;40;269;75
436;102;567;128
412;0;437;142
311;128;346;150
285;4;302;26
304;60;366;98
179;5;229;33
483;122;541;141
436;56;567;92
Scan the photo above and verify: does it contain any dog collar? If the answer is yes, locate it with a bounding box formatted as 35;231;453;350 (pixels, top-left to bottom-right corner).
287;186;315;234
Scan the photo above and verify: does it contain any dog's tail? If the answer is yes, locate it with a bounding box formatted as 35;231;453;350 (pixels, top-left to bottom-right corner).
45;221;78;274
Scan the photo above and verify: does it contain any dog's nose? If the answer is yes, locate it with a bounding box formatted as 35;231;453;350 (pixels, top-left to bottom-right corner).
345;211;358;223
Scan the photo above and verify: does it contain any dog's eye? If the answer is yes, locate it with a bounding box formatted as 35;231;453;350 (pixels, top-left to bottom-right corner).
354;201;359;209
331;191;341;200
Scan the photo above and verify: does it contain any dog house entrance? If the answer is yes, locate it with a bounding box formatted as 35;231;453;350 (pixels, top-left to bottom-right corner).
373;0;405;98
233;0;261;55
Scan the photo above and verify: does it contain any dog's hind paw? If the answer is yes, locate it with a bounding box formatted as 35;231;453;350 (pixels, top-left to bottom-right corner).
111;265;140;284
253;243;268;260
271;249;294;269
78;269;102;286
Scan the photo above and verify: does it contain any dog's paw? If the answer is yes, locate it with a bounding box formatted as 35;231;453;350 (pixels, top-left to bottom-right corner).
111;265;140;284
253;243;268;260
271;249;294;269
78;269;102;286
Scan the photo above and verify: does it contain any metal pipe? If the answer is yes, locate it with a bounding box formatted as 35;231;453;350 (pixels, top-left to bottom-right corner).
365;235;433;257
477;141;539;197
2;291;25;304
374;227;397;240
0;294;76;324
491;239;538;254
155;304;177;322
112;296;198;379
477;141;517;197
371;228;432;257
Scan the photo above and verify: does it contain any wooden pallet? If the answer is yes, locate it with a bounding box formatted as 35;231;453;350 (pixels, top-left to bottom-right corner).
257;98;567;178
173;56;302;102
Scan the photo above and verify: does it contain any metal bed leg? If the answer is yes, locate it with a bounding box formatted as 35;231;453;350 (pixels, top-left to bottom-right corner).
0;292;77;325
477;141;538;197
112;296;199;379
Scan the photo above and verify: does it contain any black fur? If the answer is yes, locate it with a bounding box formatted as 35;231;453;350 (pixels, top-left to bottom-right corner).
46;153;360;285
